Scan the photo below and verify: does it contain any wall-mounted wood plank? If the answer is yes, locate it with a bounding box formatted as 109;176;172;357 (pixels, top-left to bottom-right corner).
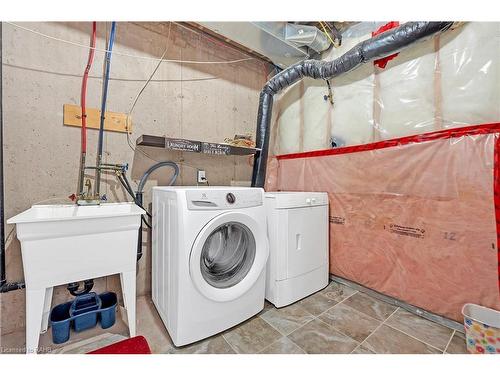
63;104;131;133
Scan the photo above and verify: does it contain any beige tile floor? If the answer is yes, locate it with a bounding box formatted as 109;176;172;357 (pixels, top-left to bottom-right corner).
0;281;469;354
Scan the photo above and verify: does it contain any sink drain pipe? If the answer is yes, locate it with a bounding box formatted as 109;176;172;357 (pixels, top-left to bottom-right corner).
0;23;25;293
250;21;455;188
67;279;94;296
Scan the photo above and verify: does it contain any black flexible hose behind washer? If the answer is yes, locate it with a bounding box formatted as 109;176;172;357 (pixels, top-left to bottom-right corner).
117;162;179;261
134;162;179;261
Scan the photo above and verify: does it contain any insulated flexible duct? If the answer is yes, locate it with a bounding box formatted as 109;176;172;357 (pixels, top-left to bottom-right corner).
251;21;454;187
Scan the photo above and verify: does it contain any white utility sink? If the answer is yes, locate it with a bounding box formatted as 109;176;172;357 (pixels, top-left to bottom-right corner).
8;202;145;354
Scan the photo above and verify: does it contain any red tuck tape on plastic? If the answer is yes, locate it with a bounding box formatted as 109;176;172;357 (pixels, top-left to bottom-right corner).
495;133;500;293
277;123;500;160
276;122;500;296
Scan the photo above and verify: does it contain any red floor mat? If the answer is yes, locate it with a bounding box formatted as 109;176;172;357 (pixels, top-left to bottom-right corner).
88;336;151;354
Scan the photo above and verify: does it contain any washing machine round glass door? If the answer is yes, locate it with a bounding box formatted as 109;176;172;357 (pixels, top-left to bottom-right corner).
189;211;268;302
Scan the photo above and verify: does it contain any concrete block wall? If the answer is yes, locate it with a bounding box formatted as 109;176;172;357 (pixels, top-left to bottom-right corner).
0;22;270;335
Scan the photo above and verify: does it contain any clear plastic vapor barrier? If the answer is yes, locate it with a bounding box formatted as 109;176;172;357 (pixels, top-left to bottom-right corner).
270;22;500;155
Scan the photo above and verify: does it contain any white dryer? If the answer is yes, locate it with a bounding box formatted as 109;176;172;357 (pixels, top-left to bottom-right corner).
152;186;269;346
265;192;329;308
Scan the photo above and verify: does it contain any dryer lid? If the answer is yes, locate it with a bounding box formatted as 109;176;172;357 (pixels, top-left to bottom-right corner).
265;192;328;209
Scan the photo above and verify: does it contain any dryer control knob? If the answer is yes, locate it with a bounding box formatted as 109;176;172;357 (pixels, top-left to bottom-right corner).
226;193;236;204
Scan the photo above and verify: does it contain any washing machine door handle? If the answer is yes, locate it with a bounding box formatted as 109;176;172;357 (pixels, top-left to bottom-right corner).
189;212;269;302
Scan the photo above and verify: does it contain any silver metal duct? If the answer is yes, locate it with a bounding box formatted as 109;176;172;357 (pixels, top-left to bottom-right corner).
197;22;330;68
285;23;331;53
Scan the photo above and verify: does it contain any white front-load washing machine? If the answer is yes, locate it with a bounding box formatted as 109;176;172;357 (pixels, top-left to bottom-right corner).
151;186;269;346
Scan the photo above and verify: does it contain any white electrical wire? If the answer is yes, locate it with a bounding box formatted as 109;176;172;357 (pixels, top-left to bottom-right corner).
126;22;172;135
6;21;249;169
5;22;255;65
3;62;220;83
122;22;202;174
5;21;219;176
125;22;170;160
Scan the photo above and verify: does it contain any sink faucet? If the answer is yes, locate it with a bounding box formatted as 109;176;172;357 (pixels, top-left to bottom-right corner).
77;178;100;206
85;179;92;198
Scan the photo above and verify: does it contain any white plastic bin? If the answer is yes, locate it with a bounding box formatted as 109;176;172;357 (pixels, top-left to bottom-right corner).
462;303;500;354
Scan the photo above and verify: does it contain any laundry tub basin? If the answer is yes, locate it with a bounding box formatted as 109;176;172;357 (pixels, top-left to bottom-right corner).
8;202;145;353
8;202;144;287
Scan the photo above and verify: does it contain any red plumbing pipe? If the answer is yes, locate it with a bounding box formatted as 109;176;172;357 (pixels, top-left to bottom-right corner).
81;22;97;153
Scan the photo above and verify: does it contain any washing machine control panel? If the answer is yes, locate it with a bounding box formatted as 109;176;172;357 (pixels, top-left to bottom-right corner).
186;189;262;210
